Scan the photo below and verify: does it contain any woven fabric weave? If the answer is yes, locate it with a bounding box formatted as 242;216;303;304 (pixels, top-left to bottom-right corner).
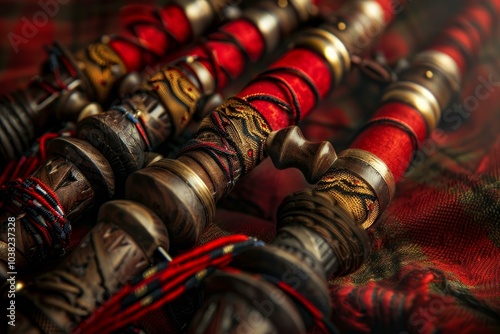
1;1;499;333
0;0;163;92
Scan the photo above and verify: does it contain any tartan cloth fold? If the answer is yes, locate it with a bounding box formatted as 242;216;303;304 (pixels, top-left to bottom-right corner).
0;0;164;93
1;1;499;333
215;55;500;333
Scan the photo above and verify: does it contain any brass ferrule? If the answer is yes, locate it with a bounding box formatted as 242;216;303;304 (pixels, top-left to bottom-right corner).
172;0;225;37
152;159;216;224
326;0;386;56
243;0;315;52
126;158;216;248
291;27;351;87
289;0;386;89
382;50;462;133
333;148;395;219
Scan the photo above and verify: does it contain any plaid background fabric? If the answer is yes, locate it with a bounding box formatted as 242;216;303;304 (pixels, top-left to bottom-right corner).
0;0;166;94
215;54;500;333
1;1;499;333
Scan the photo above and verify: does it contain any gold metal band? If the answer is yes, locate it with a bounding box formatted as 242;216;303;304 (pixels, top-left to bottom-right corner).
243;0;314;53
412;50;461;93
74;42;127;103
288;0;315;22
152;159;216;224
382;81;441;131
183;56;216;95
335;148;396;213
326;0;385;56
173;0;220;37
292;27;351;87
97;200;171;260
146;66;202;137
382;50;462;133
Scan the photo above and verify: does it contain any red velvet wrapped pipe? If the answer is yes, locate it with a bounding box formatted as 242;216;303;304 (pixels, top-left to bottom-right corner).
310;0;499;230
109;4;193;71
374;0;466;66
237;48;332;129
217;0;466;225
0;0;230;162
189;20;266;89
352;0;497;182
76;0;321;187
126;0;398;249
0;0;319;276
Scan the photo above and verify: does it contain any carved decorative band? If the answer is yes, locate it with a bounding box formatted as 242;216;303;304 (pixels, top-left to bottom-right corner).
74;42;127;103
336;148;395;212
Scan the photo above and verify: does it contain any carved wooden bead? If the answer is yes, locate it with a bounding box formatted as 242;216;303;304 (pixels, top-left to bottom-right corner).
13;200;170;334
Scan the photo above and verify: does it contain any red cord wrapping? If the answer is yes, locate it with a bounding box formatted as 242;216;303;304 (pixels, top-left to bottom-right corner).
0;130;75;186
351;0;499;182
238;48;332;130
109;4;193;71
75;234;336;334
74;235;254;334
0;177;70;257
186;19;266;91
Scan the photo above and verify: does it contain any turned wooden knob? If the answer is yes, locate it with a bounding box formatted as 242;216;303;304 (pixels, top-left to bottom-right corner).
266;126;337;184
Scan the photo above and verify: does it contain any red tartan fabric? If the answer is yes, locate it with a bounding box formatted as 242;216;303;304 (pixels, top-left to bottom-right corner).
0;0;165;93
218;55;500;333
1;1;499;334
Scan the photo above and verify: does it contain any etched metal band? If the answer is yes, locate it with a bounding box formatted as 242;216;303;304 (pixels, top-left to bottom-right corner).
173;0;220;37
74;42;127;103
146;66;202;137
276;225;336;278
334;148;396;213
15;200;170;334
151;159;216;224
97;200;171;258
292;27;351;87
